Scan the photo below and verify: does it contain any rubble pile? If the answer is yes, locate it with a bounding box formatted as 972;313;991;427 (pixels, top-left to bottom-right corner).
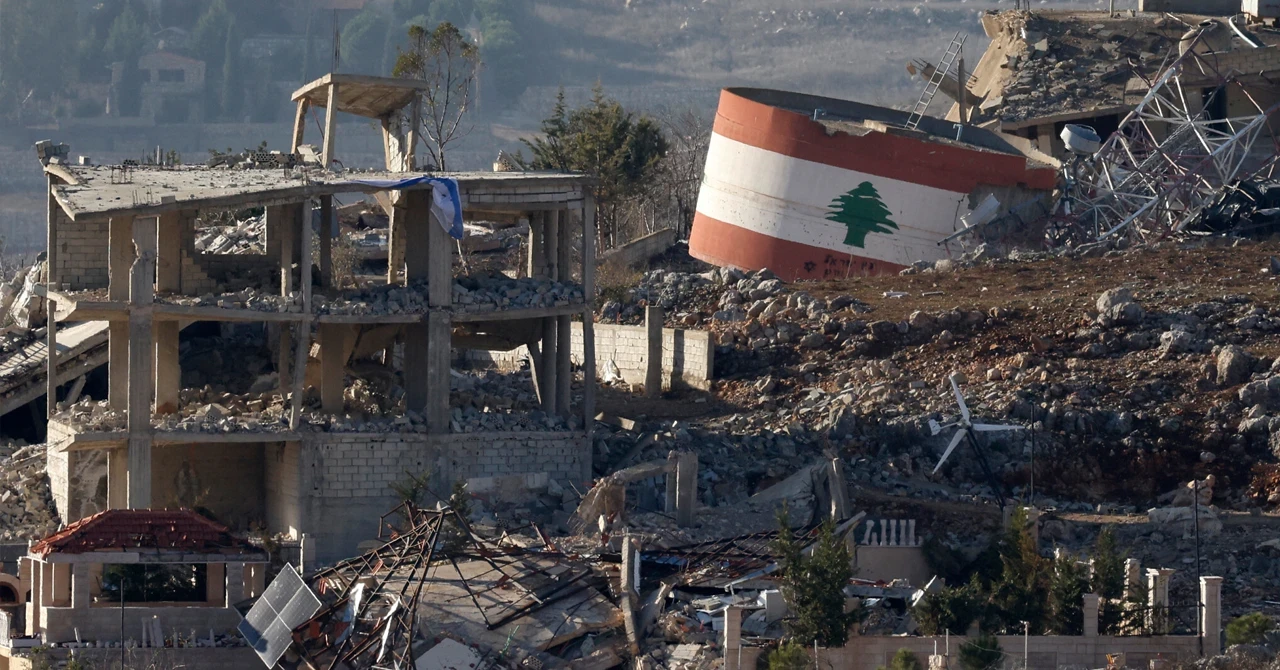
317;276;585;316
593;241;1280;509
167;288;303;312
0;441;58;541
194;214;266;254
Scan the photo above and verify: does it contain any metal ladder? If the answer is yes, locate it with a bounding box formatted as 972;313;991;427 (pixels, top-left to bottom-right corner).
906;32;966;131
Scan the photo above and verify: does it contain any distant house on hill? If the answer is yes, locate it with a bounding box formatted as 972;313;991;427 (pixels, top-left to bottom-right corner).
109;51;207;124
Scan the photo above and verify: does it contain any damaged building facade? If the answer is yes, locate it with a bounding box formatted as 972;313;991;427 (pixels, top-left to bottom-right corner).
36;74;600;566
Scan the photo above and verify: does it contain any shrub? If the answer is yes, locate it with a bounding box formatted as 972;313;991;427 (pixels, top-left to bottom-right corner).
772;506;859;647
914;578;984;635
764;640;810;670
958;632;1003;670
879;649;924;670
1227;612;1274;646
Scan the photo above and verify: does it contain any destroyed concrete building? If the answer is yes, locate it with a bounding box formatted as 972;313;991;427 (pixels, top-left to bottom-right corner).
35;74;599;566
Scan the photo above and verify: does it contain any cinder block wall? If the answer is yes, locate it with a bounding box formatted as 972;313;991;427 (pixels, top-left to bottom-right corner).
51;209;108;290
737;634;1203;670
296;431;590;563
466;322;715;390
40;605;243;646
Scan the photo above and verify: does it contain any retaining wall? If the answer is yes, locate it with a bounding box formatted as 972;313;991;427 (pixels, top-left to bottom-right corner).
466;321;714;390
737;634;1203;670
601;227;678;268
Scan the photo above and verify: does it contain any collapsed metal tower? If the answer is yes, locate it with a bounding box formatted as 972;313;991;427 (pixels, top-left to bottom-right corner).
1053;29;1280;246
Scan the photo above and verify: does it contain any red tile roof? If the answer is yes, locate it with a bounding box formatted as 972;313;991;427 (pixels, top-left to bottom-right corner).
31;509;252;557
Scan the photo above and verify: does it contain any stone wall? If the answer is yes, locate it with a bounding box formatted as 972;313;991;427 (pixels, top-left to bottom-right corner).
38;604;242;646
1137;0;1239;14
297;431;590;563
0;648;260;670
466;322;715;390
601;227;679;268
735;634;1204;670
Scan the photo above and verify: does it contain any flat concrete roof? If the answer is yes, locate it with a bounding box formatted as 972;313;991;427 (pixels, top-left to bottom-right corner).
47;163;593;221
292;73;430;119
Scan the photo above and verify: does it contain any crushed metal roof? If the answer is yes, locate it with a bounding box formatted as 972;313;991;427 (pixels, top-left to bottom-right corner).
30;509;253;556
969;10;1280;129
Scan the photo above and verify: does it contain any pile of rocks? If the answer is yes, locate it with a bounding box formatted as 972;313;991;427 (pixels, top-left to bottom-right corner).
0;441;58;541
194;214;266;255
55;399;127;432
166;288;303;313
318;277;586;316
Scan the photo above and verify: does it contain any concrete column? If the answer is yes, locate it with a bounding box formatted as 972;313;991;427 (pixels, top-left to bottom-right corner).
108;216;134;412
154;321;180;414
108;322;128;411
321;83;338;169
108;216;133;301
620;534;640;655
581;195;597;443
127;217;156;509
27;559;44;636
289;207;313;431
426;311;452;433
555;209;572;415
277;325;292;397
300;534;316;573
319;324;345;413
247;564;266;599
908;519;917;546
387;203;405;285
1083;593;1100;637
225;563;245;606
273;204;296;297
155;211;181;294
675;451;697;527
52;563;70;607
1125;558;1142;598
427;204;452;308
46;175;59;287
106;448;128;509
1147;568;1175;634
527;211;545;278
404;192;429;283
291;100;309;153
1201;576;1223;657
723;606;744;670
665;451;680;515
645;305;663;398
46;298;57;418
319;195;333;288
541;317;558;414
71;563;91;609
546;208;560;281
404;322;428;413
829;458;850;521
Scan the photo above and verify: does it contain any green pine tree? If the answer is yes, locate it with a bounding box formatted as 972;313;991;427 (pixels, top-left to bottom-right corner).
772;506;859;646
826;181;899;247
1090;526;1126;634
1047;550;1086;634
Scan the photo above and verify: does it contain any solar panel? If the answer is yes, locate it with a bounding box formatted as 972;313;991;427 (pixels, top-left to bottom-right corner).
238;564;322;668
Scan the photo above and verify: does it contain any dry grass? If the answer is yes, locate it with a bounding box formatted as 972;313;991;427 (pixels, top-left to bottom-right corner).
596;256;644;305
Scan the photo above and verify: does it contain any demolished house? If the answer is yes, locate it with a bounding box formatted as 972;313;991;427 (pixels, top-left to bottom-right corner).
32;73;599;570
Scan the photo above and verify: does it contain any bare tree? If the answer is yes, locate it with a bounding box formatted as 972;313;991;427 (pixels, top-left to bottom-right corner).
392;22;481;171
617;107;711;243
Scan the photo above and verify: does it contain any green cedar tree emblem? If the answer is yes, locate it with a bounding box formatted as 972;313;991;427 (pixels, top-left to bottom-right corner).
825;181;899;248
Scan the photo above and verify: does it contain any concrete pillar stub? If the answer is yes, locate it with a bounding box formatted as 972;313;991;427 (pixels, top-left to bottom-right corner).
723;606;744;670
645;305;663;398
1147;567;1175;634
675;451;698;527
1083;593;1101;637
206;563;226;605
71;563;91;609
665;451;680;515
1125;558;1143;597
1201;576;1223;657
225;563;245;606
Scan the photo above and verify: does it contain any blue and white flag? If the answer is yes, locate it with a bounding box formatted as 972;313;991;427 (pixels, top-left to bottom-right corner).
344;175;465;240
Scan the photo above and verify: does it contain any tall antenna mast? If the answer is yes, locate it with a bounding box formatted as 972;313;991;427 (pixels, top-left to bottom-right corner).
332;10;341;73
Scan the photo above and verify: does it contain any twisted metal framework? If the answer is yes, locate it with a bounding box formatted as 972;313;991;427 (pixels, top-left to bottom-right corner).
1053;31;1280;246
